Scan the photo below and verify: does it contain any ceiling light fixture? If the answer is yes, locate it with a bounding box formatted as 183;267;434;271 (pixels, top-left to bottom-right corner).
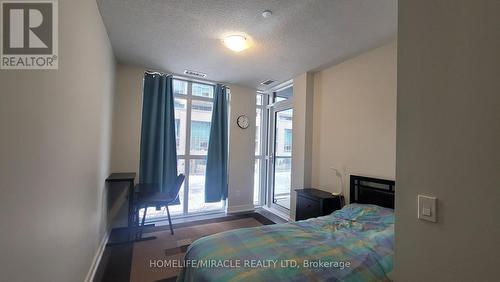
262;10;272;18
222;35;249;52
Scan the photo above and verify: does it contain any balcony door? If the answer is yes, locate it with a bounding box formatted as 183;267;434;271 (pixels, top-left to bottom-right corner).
267;84;293;213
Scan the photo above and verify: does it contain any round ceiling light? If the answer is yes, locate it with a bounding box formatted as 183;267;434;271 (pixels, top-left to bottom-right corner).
222;35;249;52
262;10;272;18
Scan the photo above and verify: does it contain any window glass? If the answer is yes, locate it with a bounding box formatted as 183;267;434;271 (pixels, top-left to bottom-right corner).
275;109;293;157
192;83;214;98
255;108;261;155
254;159;260;204
188;159;223;212
191;121;211;153
173;80;188;95
256;93;263;105
274;86;293;102
168;159;185;215
284;129;292;152
156;79;223;218
174;98;187;155
190;100;213;155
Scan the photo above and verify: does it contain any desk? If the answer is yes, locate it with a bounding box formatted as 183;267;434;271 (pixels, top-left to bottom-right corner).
105;173;156;245
106;172;136;227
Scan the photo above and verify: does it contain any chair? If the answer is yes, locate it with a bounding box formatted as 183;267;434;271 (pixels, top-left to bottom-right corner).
134;174;185;238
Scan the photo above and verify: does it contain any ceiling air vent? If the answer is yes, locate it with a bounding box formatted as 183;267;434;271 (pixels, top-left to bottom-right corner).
184;69;207;78
260;79;275;86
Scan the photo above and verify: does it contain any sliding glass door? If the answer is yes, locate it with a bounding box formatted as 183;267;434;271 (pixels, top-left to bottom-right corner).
271;108;293;209
271;108;293;210
266;84;293;212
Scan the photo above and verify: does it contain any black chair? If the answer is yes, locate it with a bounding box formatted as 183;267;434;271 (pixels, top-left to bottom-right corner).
134;174;185;238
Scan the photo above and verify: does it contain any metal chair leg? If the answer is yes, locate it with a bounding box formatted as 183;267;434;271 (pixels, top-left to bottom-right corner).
138;205;147;239
135;203;140;227
166;205;174;235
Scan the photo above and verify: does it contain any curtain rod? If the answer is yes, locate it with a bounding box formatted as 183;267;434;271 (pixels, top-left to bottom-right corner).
145;70;172;76
144;70;228;88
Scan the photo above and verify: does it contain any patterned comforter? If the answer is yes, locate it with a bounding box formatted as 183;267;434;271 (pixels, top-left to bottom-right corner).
177;204;394;282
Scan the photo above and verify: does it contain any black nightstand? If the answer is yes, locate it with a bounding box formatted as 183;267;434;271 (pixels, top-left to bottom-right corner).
295;188;343;221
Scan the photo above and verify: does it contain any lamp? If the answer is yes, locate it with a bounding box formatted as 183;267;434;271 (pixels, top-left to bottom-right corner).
330;167;344;196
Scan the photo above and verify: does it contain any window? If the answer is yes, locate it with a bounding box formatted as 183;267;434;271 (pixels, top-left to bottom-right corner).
190;100;213;155
175;119;181;147
191;104;212;111
172;79;223;215
174;99;186;109
191;121;211;152
255;108;261;154
256;94;263;105
174;98;187;155
174;80;188;95
284;129;292;152
192;83;214;98
140;78;223;221
273;86;293;103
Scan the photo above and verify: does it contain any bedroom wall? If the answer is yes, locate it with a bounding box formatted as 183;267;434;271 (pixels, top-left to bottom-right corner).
0;0;115;281
290;73;314;220
108;64;144;227
311;42;397;202
110;64;144;175
395;1;500;280
226;84;257;213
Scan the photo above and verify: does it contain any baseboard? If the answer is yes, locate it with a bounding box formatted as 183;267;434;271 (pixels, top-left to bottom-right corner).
261;206;291;222
84;230;110;282
226;204;255;214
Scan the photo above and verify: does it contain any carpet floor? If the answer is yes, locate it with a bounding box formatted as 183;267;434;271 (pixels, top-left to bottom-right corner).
131;217;264;282
94;212;277;282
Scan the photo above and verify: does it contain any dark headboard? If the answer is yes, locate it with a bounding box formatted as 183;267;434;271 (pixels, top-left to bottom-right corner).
350;175;395;209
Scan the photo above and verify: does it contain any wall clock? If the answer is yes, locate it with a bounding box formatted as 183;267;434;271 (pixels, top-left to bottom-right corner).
237;115;249;129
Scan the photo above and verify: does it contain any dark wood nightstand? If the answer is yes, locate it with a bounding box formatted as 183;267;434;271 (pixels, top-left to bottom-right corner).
295;188;343;221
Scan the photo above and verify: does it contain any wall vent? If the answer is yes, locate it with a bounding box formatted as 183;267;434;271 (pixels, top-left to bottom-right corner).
184;69;207;78
260;79;275;86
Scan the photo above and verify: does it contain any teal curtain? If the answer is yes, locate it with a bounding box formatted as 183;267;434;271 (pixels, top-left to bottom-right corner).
205;84;228;202
139;73;178;202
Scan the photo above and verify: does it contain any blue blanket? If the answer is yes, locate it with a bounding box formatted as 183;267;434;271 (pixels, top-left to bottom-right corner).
178;204;394;282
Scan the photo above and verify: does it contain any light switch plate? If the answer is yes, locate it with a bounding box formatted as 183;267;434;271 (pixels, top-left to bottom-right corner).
418;195;437;222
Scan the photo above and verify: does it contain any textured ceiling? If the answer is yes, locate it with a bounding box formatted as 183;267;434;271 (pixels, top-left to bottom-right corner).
97;0;397;90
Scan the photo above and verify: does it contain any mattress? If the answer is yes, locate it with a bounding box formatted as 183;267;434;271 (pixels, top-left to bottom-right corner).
177;204;394;282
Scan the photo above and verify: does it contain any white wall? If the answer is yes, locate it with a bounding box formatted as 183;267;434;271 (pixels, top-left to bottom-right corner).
108;64;144;227
227;84;256;213
395;1;500;281
110;64;144;174
311;42;397;202
290;73;314;220
0;0;115;281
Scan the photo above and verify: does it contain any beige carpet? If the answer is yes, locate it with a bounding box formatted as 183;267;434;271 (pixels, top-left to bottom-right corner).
130;217;264;282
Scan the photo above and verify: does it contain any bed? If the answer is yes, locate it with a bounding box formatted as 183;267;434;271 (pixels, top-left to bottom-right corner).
177;175;395;282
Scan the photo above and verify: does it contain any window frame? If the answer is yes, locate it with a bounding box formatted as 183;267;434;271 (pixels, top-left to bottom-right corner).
254;92;269;206
265;80;294;215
